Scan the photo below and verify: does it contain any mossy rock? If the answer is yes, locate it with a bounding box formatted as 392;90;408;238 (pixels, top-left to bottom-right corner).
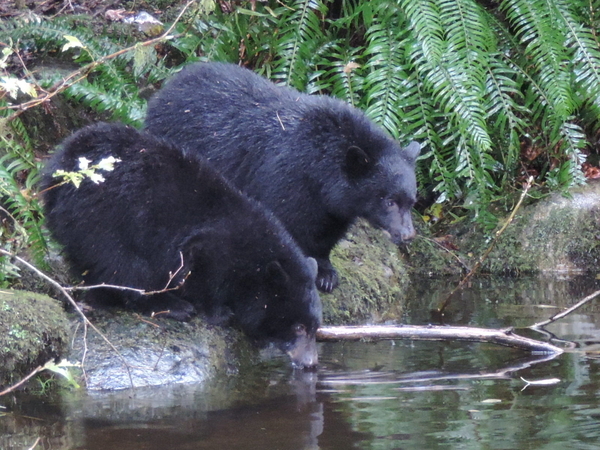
68;309;258;390
321;219;410;324
0;290;70;387
458;181;600;274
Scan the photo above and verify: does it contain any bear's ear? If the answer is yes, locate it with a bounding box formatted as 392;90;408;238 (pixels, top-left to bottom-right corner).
266;260;290;289
403;141;420;162
345;145;371;178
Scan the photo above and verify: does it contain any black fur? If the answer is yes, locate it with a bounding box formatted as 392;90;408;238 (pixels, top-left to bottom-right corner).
145;62;420;292
40;122;322;368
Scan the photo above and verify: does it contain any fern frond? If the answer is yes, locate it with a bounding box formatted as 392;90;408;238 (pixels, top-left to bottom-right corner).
0;134;49;271
398;0;444;64
517;63;587;184
60;79;146;126
273;0;328;90
500;0;575;118
440;0;496;56
484;56;529;173
363;16;411;140
307;41;365;107
553;0;600;119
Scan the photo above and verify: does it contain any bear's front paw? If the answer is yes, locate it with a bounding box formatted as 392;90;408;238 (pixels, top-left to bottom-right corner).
316;266;339;293
163;303;197;322
148;295;197;322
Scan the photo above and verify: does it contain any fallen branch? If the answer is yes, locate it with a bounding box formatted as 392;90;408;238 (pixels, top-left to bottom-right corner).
317;324;563;355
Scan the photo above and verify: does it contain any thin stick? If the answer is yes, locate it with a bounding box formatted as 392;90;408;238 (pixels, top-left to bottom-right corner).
436;176;534;313
0;0;195;120
0;249;136;389
0;364;45;396
529;288;600;329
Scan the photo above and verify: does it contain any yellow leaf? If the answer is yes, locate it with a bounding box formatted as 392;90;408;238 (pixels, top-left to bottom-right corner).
62;35;84;52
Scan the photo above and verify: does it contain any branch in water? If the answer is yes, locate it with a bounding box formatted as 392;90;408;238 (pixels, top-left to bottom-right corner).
317;324;563;355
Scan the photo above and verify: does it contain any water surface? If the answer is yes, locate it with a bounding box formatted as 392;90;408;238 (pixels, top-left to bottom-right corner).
2;275;600;450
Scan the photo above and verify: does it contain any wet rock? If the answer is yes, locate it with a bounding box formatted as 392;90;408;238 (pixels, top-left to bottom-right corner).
68;309;257;390
461;181;600;274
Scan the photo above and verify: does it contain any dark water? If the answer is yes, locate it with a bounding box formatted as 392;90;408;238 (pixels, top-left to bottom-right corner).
3;275;600;450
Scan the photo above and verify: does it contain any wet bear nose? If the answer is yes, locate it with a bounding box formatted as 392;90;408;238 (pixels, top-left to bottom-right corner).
288;332;319;370
401;227;417;242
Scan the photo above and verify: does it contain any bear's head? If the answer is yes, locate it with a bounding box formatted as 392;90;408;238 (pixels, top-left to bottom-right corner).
234;256;322;369
349;140;420;244
299;100;420;246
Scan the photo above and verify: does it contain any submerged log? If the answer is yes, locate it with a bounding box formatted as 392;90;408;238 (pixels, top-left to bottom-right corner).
316;325;563;355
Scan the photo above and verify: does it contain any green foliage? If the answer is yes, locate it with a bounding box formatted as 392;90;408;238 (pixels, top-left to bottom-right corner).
0;0;598;279
175;0;600;229
0;110;49;285
0;15;174;125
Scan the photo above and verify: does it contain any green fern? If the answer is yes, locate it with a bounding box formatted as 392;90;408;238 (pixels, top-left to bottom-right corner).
0;115;49;278
273;0;328;90
554;0;600;119
306;41;364;105
3;0;600;241
1;15;168;125
362;13;411;140
484;57;529;176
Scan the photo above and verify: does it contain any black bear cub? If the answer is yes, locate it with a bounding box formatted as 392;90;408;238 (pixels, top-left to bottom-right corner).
144;62;420;293
41;122;322;369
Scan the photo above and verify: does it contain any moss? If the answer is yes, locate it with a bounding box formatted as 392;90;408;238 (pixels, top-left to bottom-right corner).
456;182;600;274
0;290;70;387
321;219;410;325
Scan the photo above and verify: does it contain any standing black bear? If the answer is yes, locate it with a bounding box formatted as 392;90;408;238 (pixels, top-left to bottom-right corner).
144;62;420;292
40;122;322;369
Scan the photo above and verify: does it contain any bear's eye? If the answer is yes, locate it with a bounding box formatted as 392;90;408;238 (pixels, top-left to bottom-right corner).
385;199;396;208
294;324;307;335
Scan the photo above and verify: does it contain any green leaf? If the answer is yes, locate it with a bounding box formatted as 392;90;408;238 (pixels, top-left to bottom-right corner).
43;359;81;389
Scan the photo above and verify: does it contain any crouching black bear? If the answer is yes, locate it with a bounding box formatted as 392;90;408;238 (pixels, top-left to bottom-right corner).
144;62;420;293
40;122;322;369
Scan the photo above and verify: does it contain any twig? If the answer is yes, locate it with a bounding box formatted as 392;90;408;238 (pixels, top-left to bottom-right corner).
0;364;45;396
0;249;136;389
0;0;195;120
27;437;41;450
528;288;600;330
436;176;534;314
317;324;563;354
416;235;470;272
275;111;285;130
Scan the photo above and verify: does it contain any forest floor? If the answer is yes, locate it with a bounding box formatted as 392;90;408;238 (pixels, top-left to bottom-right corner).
0;0;185;20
